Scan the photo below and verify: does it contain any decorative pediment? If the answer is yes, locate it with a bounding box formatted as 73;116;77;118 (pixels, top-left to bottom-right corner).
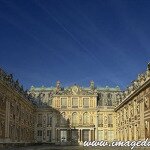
71;85;80;95
55;85;97;96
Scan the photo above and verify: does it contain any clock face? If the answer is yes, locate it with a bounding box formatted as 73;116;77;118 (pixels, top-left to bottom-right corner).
72;86;78;95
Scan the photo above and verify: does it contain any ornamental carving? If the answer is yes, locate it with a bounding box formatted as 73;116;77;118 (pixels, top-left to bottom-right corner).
54;85;97;96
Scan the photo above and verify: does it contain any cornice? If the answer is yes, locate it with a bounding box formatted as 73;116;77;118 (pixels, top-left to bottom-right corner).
0;79;35;110
115;78;150;111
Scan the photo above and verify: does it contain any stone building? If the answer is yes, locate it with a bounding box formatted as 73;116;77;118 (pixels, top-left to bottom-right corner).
0;68;35;146
115;63;150;141
1;62;150;147
30;81;120;144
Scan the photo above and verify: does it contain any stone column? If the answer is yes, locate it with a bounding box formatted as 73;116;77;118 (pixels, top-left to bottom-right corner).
93;129;95;141
140;100;145;140
134;125;137;140
89;129;91;141
78;129;80;142
81;129;83;142
95;114;98;141
5;100;10;142
52;116;56;143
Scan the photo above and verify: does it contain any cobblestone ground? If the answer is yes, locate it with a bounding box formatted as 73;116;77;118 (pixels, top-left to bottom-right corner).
2;145;150;150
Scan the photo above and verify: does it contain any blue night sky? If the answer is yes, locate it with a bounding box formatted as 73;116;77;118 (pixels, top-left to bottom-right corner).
0;0;150;90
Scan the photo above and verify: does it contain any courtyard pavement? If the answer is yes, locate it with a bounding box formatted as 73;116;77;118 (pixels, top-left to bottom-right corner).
1;145;150;150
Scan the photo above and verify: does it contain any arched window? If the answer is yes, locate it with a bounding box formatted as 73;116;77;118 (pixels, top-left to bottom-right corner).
60;112;66;124
83;112;89;124
47;113;52;126
98;93;103;106
107;93;112;99
72;112;77;125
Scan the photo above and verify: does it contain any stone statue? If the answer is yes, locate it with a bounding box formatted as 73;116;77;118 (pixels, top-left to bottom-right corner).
90;80;95;90
55;81;62;94
7;74;13;83
133;80;139;89
56;81;61;89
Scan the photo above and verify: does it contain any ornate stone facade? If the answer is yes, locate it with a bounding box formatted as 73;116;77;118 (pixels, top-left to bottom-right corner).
1;62;150;146
30;81;120;144
115;63;150;141
0;68;35;146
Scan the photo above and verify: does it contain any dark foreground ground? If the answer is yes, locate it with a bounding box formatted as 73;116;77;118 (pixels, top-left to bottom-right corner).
1;145;150;150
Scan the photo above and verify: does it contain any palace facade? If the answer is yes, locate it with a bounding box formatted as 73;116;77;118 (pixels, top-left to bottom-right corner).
0;63;150;147
30;81;120;144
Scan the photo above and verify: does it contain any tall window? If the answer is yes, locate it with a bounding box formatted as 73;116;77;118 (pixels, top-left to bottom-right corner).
108;114;113;127
98;93;103;106
37;114;42;127
48;99;52;106
61;98;67;108
60;112;66;124
47;114;52;126
37;130;42;136
47;130;51;142
98;114;103;127
107;93;112;99
83;98;89;108
83;112;89;124
107;93;112;106
72;98;78;108
72;112;77;126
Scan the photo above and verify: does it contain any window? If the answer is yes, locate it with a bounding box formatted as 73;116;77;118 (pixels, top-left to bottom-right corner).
48;99;52;106
83;112;89;124
98;114;103;127
72;98;78;108
72;112;77;126
61;98;67;108
108;114;113;127
47;114;52;126
47;130;51;142
60;112;66;124
107;93;112;99
83;98;89;108
37;114;42;127
37;130;42;136
144;96;149;110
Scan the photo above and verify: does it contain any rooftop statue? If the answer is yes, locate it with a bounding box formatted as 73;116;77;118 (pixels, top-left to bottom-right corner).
90;80;95;90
